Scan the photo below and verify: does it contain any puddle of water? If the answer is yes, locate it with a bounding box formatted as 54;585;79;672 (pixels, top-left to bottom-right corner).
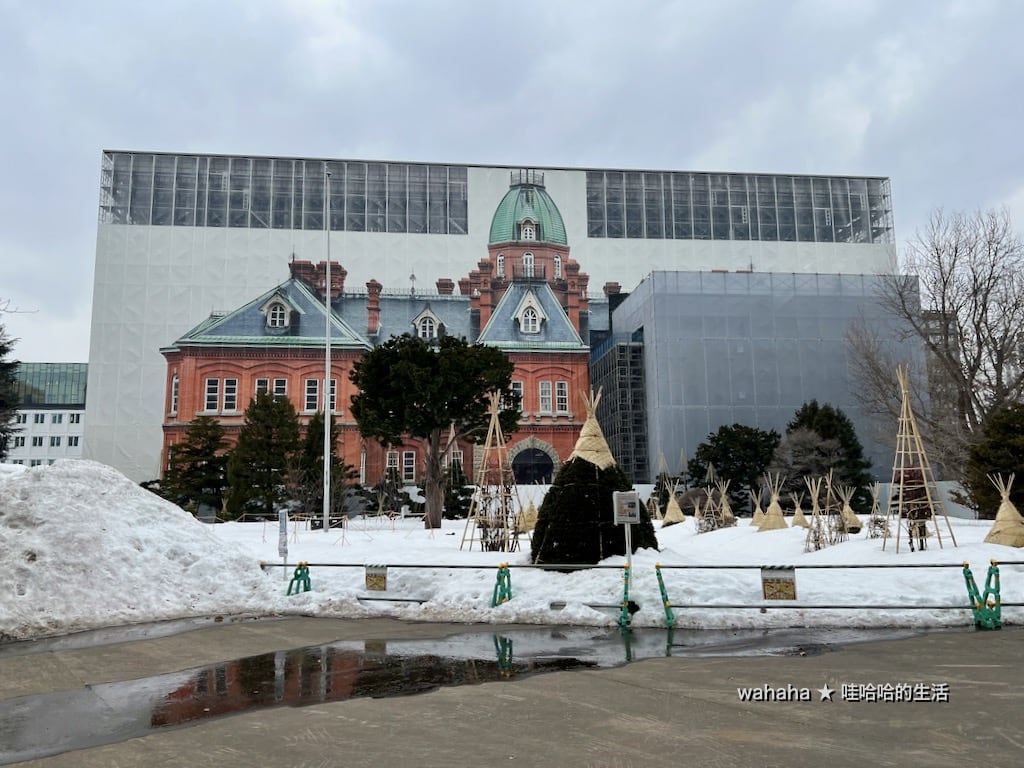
0;625;933;764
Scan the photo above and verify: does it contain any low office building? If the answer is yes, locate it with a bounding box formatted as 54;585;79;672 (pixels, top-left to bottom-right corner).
6;363;88;466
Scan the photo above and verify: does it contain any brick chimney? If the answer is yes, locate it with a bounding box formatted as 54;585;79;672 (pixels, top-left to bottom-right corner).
366;279;382;335
436;278;455;295
290;259;346;300
603;281;621;297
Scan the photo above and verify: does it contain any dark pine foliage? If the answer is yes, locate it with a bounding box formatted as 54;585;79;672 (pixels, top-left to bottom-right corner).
0;324;18;461
161;416;228;515
225;391;301;519
786;401;873;513
531;457;657;567
963;403;1024;518
687;424;780;513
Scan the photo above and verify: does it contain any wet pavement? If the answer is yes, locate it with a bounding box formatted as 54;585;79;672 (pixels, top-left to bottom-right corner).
1;617;1022;767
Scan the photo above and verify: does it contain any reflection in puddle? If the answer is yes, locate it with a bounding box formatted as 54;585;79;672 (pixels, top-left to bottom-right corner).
0;625;921;764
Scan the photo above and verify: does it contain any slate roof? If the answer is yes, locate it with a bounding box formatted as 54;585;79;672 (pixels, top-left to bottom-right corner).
477;282;587;351
165;278;371;351
338;293;473;345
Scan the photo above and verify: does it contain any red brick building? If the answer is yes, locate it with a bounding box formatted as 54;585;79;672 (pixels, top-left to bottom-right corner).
161;171;592;489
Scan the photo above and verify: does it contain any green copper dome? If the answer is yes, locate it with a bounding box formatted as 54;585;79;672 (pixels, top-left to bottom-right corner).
488;170;568;246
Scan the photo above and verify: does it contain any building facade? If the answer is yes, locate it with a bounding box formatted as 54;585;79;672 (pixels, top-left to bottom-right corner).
161;172;592;486
89;150;896;482
595;272;926;478
5;363;87;466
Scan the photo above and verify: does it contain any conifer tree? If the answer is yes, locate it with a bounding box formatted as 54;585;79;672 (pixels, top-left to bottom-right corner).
0;323;18;462
963;403;1024;518
162;416;228;516
225;391;301;519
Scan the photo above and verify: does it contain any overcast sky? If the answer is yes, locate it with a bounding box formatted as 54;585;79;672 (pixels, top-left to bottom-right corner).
2;0;1022;362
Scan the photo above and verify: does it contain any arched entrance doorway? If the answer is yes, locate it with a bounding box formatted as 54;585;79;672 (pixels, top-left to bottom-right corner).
512;448;555;485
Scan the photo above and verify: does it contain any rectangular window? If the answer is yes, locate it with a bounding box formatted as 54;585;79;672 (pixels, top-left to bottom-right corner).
386;450;400;478
14;436;25;448
305;379;319;411
539;381;553;413
403;450;416;482
556;381;569;413
205;378;219;411
34;413;45;424
223;378;238;411
451;449;464;471
170;376;179;415
32;436;44;447
68;436;80;447
50;436;62;447
52;413;63;424
273;378;288;402
255;378;269;395
70;413;81;424
328;378;337;413
16;413;26;424
508;380;524;411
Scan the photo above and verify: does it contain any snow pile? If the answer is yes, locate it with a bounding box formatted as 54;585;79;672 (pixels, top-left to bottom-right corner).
1;460;1021;643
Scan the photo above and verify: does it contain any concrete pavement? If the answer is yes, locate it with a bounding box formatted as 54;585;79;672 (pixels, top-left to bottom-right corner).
1;617;1022;767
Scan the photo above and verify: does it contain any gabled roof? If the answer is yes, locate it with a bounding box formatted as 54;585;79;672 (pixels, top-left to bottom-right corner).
166;278;371;351
477;282;586;351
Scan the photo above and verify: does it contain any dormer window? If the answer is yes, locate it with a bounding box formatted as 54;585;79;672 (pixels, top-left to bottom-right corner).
553;254;562;279
521;222;536;241
521;307;540;333
412;305;442;340
523;252;535;277
267;302;288;328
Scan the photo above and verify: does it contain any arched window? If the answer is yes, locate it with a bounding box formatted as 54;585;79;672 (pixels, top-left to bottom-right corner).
268;303;287;328
553;254;562;279
521;307;539;333
521;222;536;240
419;317;436;339
522;252;534;278
496;253;505;277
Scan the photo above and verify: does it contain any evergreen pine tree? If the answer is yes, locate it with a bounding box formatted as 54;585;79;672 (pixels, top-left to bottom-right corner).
531;459;657;567
443;457;473;519
162;416;228;516
0;323;19;461
786;401;873;512
293;411;358;520
225;391;301;519
963;404;1024;518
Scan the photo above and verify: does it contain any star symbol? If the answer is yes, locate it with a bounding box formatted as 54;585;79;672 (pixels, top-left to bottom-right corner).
818;684;835;702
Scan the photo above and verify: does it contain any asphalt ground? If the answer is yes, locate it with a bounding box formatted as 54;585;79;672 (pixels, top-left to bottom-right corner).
1;617;1021;768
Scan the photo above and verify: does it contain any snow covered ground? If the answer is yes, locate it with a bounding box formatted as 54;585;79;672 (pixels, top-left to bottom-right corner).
1;460;1020;643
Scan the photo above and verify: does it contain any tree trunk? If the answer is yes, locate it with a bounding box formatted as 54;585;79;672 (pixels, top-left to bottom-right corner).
423;429;444;528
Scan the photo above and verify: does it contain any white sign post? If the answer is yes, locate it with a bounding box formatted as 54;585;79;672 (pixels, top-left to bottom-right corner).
613;490;641;572
278;509;288;581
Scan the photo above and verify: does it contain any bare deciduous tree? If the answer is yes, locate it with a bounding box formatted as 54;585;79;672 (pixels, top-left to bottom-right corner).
849;208;1024;491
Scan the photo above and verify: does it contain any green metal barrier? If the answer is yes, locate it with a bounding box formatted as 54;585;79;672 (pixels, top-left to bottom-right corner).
963;560;1001;630
620;565;632;628
287;561;312;595
655;564;676;628
491;563;512;607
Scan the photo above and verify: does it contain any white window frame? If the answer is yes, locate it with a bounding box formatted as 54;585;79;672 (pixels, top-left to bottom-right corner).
521;222;536;240
32;436;44;447
539;381;553;413
402;450;416;482
52;413;63;424
273;378;288;402
553;254;562;279
521;307;540;334
170;375;179;415
223;378;238;412
16;413;27;424
204;378;219;412
555;381;569;413
69;413;81;425
328;378;337;413
14;436;25;448
522;251;535;277
255;378;270;395
496;253;505;277
305;379;319;412
34;413;45;424
419;317;435;339
508;380;524;410
50;436;62;447
68;436;80;447
268;303;287;328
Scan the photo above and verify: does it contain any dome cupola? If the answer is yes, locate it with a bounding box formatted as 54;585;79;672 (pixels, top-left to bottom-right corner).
488;170;567;246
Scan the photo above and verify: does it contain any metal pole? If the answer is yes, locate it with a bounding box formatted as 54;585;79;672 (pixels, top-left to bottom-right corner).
323;166;332;533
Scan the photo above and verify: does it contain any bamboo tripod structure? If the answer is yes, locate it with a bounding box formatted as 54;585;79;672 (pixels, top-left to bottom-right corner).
460;392;523;552
882;366;957;552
